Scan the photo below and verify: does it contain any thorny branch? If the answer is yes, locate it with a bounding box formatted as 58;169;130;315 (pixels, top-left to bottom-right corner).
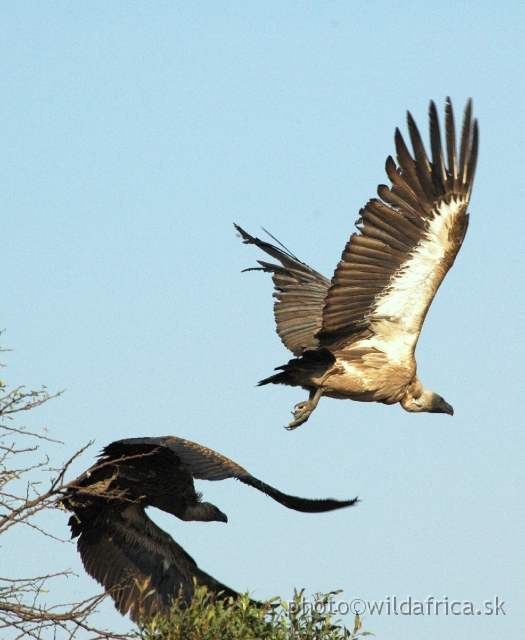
0;575;129;639
0;367;135;639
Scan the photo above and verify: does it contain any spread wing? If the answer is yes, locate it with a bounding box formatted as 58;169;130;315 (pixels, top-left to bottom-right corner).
320;98;478;355
119;436;358;513
70;502;237;622
234;225;331;356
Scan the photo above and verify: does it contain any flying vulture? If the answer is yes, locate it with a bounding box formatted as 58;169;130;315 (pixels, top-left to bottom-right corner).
63;436;357;621
236;98;478;429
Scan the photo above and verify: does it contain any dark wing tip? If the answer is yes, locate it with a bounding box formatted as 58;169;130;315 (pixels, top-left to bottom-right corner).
234;223;254;243
466;117;479;197
240;476;359;513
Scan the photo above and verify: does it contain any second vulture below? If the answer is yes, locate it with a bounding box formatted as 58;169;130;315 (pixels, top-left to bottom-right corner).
236;98;478;428
64;436;357;621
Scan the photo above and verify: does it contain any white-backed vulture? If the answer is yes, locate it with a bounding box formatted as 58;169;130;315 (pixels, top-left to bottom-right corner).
235;98;478;429
64;436;357;621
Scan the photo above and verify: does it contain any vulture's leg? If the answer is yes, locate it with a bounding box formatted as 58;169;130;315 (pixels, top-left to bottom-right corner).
286;388;324;430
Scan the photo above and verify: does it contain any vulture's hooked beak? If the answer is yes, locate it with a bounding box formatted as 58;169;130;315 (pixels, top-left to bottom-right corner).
442;401;454;416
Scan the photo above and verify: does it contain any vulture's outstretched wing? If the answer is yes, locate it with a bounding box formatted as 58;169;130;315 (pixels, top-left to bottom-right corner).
118;436;358;512
234;225;331;356
320;99;478;352
236;100;478;359
72;502;238;622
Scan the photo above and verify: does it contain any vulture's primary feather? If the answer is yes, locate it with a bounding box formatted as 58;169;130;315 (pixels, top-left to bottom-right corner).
63;436;357;621
236;98;478;428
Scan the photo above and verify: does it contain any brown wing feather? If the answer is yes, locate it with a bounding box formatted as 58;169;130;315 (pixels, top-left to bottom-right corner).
320;98;478;350
234;224;331;356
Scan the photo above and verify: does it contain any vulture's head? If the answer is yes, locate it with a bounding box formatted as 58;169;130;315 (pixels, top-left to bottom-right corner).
401;388;454;416
181;501;228;523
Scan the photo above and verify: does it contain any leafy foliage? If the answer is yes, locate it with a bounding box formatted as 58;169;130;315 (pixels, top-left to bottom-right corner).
138;586;372;640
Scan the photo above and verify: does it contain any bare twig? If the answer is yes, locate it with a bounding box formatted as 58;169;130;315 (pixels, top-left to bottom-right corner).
0;363;135;639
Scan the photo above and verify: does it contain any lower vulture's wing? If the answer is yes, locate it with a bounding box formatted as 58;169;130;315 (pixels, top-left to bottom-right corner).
118;436;359;513
71;502;238;622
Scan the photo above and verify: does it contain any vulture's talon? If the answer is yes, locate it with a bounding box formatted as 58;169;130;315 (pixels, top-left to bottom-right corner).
285;401;314;429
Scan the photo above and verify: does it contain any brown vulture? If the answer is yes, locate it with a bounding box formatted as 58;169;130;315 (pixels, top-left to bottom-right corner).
64;436;357;621
235;98;478;429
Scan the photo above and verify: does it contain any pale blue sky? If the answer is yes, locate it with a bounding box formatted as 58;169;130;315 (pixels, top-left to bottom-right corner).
1;3;523;639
